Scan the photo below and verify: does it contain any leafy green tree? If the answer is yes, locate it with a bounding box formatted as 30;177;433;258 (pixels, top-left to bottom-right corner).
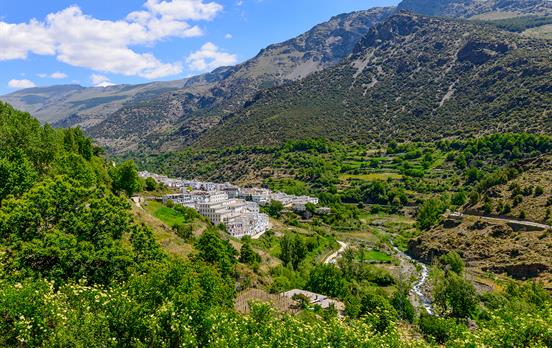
239;242;260;265
265;200;284;218
63;127;93;160
0;150;37;205
439;251;464;275
0;177;156;285
306;264;347;298
110;160;141;197
173;223;193;241
434;272;478;318
144;177;157;191
419;313;460;344
451;190;466;207
279;233;307;270
390;289;415;323
53;153;97;187
359;291;398;333
417;197;448;230
196;229;237;275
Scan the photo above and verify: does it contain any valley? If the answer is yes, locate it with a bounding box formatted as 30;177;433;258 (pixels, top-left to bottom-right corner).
1;0;551;346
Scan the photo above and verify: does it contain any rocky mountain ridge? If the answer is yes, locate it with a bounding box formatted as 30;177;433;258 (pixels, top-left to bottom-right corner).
1;7;395;153
189;13;552;148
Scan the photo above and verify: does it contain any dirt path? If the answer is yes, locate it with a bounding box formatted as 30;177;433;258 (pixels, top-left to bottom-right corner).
451;212;551;230
324;241;349;264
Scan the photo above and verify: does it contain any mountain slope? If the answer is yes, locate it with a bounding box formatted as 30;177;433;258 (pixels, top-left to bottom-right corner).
83;8;395;152
0;7;394;152
0;80;195;126
397;0;552;19
190;13;552;148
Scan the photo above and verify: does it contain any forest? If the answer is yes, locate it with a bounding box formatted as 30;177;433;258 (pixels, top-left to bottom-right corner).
1;102;551;346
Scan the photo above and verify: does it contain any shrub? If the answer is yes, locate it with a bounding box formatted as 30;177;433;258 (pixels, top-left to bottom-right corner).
173;223;193;241
439;251;464;275
144;177;157;191
417;197;448;230
419;313;459;344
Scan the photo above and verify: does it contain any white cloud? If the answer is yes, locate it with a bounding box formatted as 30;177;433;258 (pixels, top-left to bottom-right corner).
38;71;67;79
0;1;224;79
0;21;55;60
91;74;116;87
186;42;238;72
145;0;223;21
224;33;233;39
50;71;67;79
8;79;36;89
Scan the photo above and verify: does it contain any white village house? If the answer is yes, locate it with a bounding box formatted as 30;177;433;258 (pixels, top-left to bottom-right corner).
140;172;322;239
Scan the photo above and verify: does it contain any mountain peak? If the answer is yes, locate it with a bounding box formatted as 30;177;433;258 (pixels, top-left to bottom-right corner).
353;12;425;54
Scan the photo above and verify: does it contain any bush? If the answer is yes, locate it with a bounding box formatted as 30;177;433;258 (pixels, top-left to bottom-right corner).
390;290;415;323
419;313;459;344
434;272;478;318
359;291;397;333
439;251;464;275
173;223;193;241
417;197;448;230
144;177;157;191
239;242;260;265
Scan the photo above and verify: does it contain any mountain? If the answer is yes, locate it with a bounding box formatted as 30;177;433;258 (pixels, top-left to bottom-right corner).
0;7;395;153
0;80;193;126
85;7;394;153
190;13;552;148
397;0;552;19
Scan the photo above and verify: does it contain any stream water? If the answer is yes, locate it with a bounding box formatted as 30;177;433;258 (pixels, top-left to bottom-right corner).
393;246;434;315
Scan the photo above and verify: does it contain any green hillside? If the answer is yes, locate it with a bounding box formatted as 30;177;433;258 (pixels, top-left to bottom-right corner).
2;104;552;346
192;13;552;148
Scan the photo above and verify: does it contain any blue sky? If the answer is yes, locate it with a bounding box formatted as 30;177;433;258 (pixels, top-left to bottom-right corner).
0;0;399;94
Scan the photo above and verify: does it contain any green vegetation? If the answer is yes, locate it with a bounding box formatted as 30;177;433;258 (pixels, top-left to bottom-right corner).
483;15;552;32
190;14;552;149
146;200;188;226
1;102;551;346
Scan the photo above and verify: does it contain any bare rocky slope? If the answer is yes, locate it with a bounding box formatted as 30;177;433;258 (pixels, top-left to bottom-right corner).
409;215;551;287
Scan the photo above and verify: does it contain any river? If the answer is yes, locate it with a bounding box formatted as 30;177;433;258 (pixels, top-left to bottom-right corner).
393;246;434;315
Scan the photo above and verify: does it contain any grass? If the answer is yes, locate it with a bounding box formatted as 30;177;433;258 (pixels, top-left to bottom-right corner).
360;250;393;263
145;200;186;227
132;205;194;260
340;172;403;181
